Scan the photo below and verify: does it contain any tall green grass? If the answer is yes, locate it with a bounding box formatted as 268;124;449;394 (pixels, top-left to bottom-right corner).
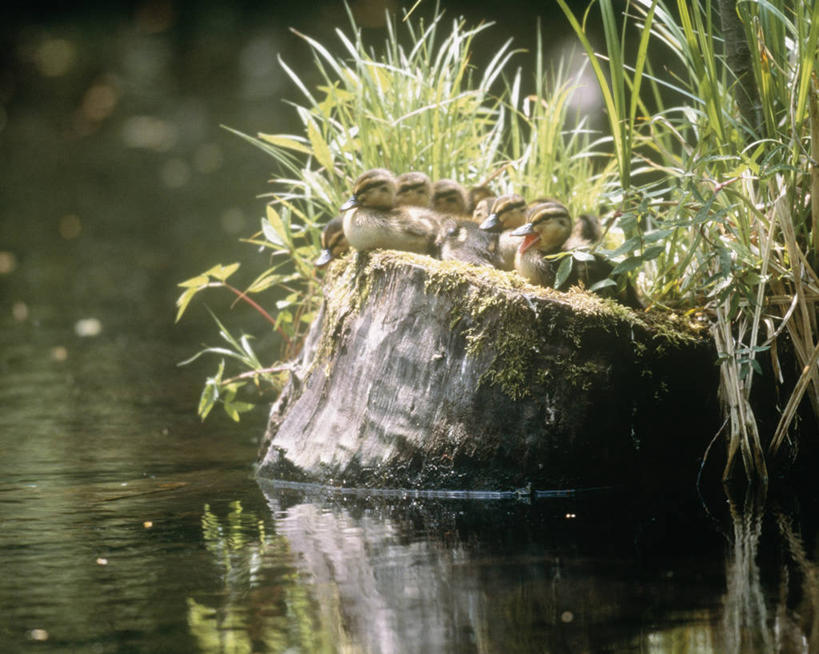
558;0;819;482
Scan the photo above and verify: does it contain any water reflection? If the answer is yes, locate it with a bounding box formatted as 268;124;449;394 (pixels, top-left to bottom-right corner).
720;487;819;654
180;481;819;654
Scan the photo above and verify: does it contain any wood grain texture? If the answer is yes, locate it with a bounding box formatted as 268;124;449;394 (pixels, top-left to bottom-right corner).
257;251;720;491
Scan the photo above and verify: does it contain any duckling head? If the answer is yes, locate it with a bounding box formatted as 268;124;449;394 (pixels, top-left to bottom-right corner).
340;168;396;211
467;185;494;213
471;196;497;224
395;171;432;207
479;194;527;232
431;178;468;215
511;200;572;254
315;216;349;267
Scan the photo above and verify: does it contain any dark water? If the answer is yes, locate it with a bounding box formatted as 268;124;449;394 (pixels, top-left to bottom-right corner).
3;3;819;653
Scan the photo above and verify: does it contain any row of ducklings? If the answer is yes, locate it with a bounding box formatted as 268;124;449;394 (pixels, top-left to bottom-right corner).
316;168;615;295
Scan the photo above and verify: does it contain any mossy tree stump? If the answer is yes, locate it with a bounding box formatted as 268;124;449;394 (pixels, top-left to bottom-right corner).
257;251;721;491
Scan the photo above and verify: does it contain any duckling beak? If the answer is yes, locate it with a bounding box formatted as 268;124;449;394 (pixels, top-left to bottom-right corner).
315;249;333;267
510;223;535;237
479;213;501;232
511;223;539;254
340;196;359;211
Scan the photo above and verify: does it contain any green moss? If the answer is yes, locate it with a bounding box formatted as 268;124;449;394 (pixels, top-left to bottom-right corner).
312;249;708;399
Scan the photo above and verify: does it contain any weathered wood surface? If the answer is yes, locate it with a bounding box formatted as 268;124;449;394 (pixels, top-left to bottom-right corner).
257;251;721;491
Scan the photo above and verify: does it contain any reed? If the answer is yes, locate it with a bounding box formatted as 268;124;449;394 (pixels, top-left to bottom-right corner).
558;0;819;482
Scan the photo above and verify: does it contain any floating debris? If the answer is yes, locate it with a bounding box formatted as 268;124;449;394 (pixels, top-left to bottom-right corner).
51;346;68;361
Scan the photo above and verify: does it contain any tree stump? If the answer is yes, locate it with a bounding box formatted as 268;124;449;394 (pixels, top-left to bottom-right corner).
257;251;721;491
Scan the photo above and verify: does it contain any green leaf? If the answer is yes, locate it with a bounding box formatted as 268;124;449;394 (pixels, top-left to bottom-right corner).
256;133;313;154
611;256;645;275
205;263;240;282
177;274;210;289
571;250;596;262
262;207;290;248
175;287;200;323
274;310;293;329
198;360;224;421
641;245;665;261
554;255;573;289
246;272;283;294
590;278;617;291
305;114;335;174
198;382;218;420
608;236;643;258
643;228;675;243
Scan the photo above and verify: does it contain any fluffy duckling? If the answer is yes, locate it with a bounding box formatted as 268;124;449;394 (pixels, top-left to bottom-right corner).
431;179;470;217
395;171;432;208
467;185;494;214
340;168;441;255
315;216;349;267
436;185;499;266
471;195;497;224
478;194;529;271
438;219;498;267
563;213;603;250
510;200;574;287
512;203;636;304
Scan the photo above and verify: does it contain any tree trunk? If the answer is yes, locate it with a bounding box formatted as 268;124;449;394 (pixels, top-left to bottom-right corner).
257;251;721;491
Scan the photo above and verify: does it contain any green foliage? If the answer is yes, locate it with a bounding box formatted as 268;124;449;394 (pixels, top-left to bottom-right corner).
178;312;274;422
558;0;819;481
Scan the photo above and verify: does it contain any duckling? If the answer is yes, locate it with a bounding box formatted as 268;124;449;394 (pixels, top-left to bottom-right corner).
395;171;432;208
470;195;497;224
315;216;349;267
340;168;441;255
477;194;529;271
510;200;574;287
467;185;494;214
512;202;637;304
553;211;620;294
563;213;603;250
438;218;498;267
436;186;499;266
431;179;470;218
